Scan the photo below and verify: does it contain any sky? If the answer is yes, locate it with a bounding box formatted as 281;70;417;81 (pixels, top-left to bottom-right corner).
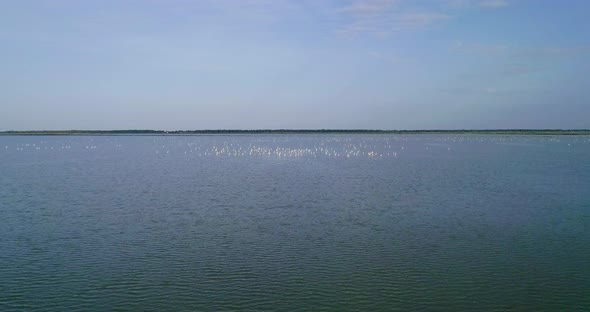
1;0;589;130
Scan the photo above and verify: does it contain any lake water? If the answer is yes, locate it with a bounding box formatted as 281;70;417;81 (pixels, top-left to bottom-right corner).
1;134;589;311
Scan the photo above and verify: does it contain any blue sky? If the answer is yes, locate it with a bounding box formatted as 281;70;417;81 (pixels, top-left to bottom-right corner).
1;0;589;130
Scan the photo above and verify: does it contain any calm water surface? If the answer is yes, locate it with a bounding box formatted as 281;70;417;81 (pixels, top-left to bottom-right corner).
1;134;589;311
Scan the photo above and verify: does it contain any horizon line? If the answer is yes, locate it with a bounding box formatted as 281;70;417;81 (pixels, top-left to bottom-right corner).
1;129;590;135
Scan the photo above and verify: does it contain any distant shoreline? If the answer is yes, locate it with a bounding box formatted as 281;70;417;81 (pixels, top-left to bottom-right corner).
1;129;589;136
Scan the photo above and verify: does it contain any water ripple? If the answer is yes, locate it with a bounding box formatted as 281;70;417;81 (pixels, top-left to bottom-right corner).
1;134;589;311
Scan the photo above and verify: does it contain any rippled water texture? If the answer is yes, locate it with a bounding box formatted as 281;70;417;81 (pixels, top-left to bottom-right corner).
1;134;589;311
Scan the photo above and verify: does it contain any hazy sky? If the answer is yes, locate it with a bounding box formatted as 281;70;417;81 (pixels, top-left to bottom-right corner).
1;0;589;130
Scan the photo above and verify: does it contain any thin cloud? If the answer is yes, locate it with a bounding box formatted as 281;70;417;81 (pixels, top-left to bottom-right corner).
454;41;590;58
337;0;450;37
453;41;509;55
368;51;402;64
500;63;537;76
340;0;398;16
521;46;590;57
441;0;509;9
479;0;508;8
398;13;450;27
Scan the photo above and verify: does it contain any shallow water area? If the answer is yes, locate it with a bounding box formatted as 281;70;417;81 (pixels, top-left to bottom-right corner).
1;134;589;311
